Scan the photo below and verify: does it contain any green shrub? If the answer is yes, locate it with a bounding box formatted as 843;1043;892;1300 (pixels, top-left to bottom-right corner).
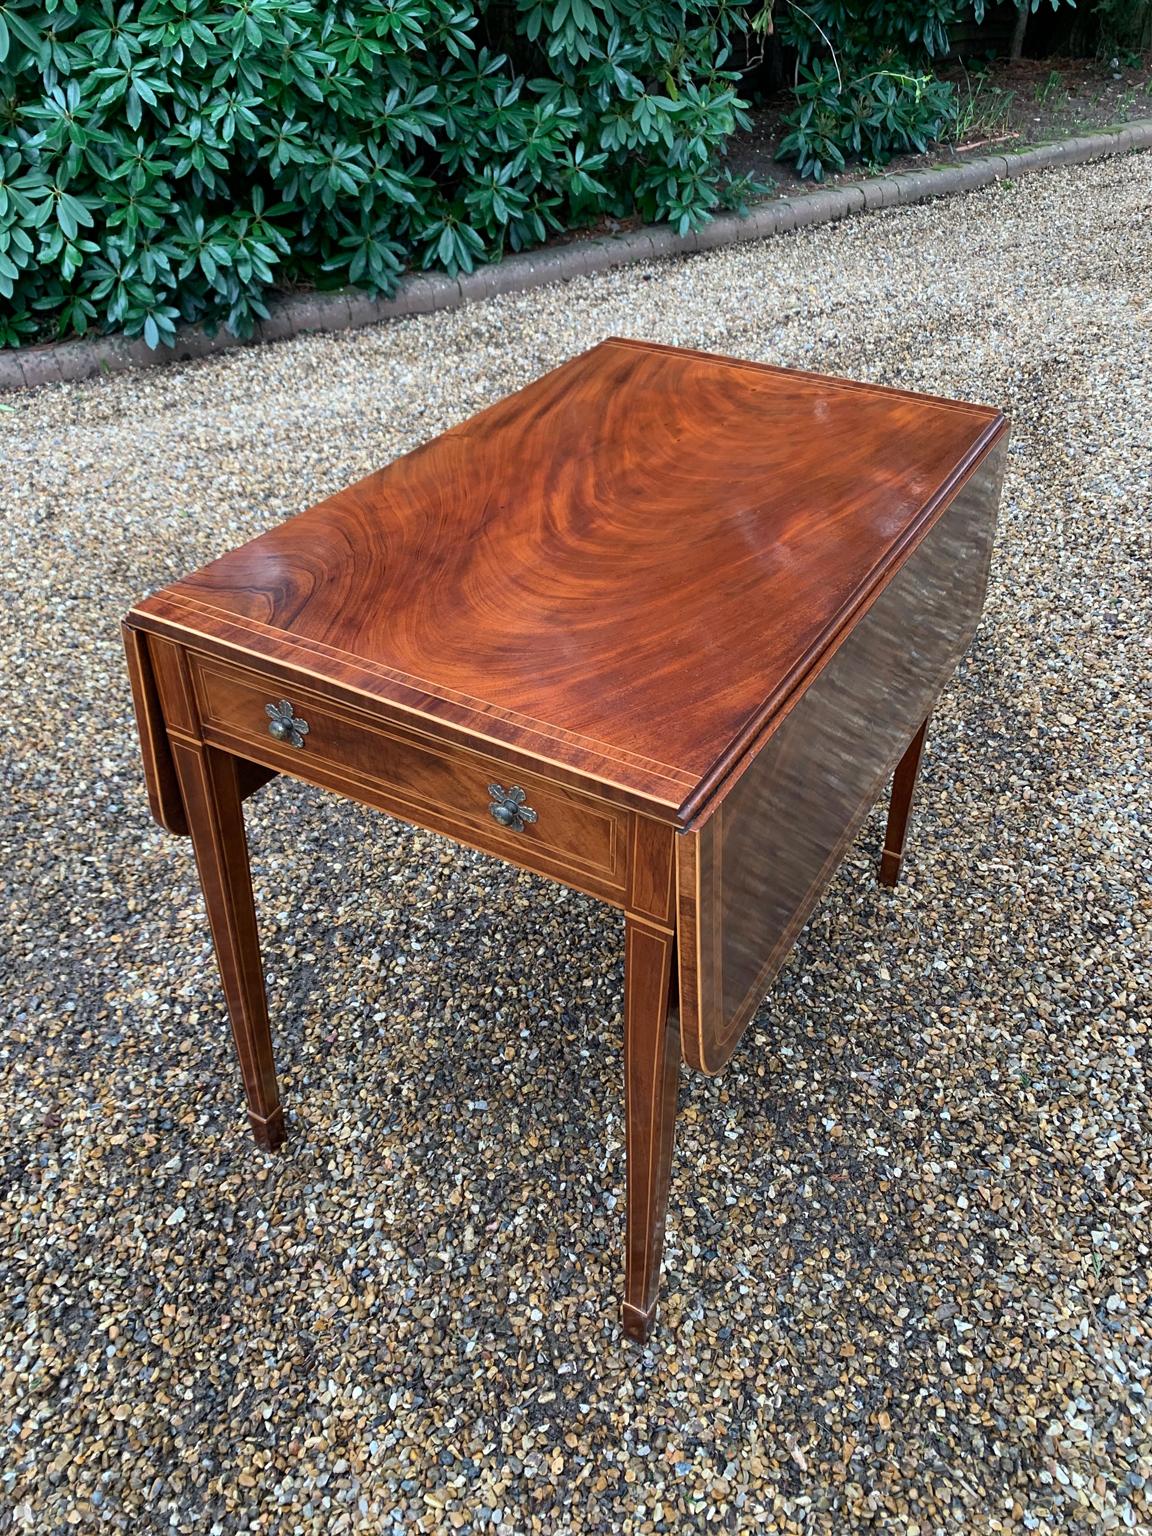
0;0;752;347
769;0;960;179
776;60;955;179
769;0;1070;181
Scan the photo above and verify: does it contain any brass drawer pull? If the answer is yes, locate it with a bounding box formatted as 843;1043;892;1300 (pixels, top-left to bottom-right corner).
265;698;309;749
487;783;536;832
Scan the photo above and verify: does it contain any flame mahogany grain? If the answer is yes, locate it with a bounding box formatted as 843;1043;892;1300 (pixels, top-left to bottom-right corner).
124;338;1008;1342
128;337;1004;819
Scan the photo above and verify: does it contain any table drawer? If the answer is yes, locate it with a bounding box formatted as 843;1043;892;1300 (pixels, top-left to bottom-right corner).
188;653;628;899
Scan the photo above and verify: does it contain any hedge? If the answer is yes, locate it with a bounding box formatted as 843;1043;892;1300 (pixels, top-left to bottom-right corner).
0;0;1083;350
0;0;755;347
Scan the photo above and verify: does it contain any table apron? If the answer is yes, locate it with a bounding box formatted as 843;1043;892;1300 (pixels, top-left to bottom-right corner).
149;644;652;910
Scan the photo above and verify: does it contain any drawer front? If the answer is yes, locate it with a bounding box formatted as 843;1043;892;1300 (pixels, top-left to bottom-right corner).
188;653;627;900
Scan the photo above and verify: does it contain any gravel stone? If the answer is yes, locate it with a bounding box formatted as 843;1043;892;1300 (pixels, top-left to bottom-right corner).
1;156;1149;1535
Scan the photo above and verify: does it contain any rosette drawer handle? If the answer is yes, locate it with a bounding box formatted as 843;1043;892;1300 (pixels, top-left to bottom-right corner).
487;783;537;832
265;699;309;749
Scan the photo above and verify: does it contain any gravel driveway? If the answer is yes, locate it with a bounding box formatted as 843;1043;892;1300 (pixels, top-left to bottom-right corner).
2;154;1149;1535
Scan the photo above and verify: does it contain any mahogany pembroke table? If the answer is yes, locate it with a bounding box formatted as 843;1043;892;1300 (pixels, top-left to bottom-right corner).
124;338;1008;1342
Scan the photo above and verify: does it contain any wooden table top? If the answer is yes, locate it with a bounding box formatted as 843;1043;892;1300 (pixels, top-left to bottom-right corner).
131;338;1005;822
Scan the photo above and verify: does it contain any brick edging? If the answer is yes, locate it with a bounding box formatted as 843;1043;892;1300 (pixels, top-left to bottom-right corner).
4;117;1150;393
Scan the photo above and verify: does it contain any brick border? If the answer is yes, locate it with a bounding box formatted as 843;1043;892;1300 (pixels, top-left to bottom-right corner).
3;118;1150;393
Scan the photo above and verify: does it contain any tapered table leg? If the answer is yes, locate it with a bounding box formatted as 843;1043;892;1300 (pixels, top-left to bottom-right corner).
879;715;931;888
622;917;680;1344
170;740;285;1151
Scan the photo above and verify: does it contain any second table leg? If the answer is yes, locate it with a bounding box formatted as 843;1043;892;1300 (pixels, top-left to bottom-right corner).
622;917;680;1344
879;715;931;888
